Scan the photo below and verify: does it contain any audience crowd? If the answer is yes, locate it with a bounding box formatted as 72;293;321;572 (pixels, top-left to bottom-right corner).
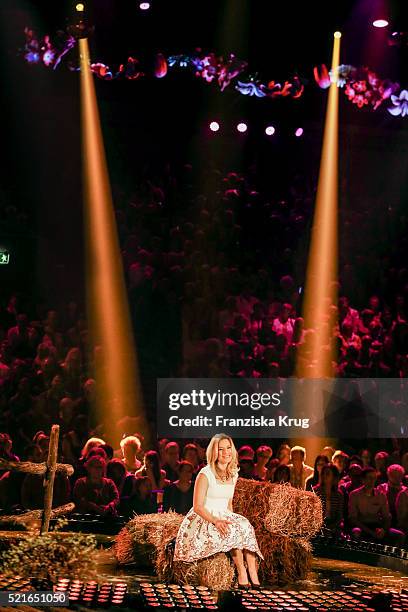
1;433;408;546
0;162;408;541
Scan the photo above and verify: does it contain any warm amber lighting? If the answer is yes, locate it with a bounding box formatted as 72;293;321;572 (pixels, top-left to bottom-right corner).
297;33;341;379
293;34;341;461
76;3;85;12
79;38;149;447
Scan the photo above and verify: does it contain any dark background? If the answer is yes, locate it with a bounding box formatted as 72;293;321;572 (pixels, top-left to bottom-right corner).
0;0;407;305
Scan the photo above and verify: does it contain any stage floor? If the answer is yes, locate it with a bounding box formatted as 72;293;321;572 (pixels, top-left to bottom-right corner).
96;550;408;593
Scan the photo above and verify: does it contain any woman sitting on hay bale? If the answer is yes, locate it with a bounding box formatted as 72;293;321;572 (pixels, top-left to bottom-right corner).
173;434;264;590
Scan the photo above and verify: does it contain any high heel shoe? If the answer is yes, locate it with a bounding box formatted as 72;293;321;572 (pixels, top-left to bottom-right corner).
237;583;250;590
249;578;262;590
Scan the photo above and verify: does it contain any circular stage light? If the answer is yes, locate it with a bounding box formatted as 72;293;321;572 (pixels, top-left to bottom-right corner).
373;19;389;28
75;3;85;11
334;31;342;38
237;122;248;133
209;121;220;132
265;126;276;136
139;2;151;10
295;127;304;137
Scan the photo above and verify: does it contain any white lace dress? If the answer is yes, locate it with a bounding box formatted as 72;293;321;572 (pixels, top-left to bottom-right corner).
173;465;264;562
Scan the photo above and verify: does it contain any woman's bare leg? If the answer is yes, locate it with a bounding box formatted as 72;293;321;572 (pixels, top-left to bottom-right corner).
244;550;260;585
230;548;249;584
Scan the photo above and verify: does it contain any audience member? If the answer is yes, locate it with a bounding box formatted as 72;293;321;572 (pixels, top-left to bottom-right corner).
305;454;329;491
163;460;194;514
332;451;350;480
254;445;273;480
314;464;344;533
374;451;389;485
273;464;291;484
349;467;404;545
377;464;407;528
122;476;157;517
135;450;169;490
120;435;143;474
288;446;313;489
162;441;180;482
73;456;119;516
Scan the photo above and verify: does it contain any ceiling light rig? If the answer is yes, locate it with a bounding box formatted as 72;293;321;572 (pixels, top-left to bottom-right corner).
68;2;93;39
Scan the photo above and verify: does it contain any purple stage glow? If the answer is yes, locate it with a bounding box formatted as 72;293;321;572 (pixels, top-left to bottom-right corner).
295;127;304;137
237;122;248;133
265;126;276;136
209;121;220;132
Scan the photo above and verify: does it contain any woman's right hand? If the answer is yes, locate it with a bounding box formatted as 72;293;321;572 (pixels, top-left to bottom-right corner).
213;519;232;537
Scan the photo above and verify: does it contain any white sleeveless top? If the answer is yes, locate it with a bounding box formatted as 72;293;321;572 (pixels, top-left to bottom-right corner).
199;464;238;516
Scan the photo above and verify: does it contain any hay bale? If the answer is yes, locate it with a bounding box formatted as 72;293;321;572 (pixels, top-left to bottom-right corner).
171;554;235;590
115;526;154;566
258;534;311;583
115;482;321;586
115;513;236;589
126;511;183;548
233;479;273;532
114;512;183;566
234;479;323;539
232;479;319;583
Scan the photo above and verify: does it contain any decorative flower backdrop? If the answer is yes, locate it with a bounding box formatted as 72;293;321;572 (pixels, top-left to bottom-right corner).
21;27;408;118
314;63;401;114
20;28;305;101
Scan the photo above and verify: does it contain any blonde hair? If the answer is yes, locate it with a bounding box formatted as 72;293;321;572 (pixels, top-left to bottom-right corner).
120;435;142;455
81;437;105;458
206;434;238;481
290;445;306;460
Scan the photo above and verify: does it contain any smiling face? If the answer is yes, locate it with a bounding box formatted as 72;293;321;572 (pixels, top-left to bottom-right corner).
217;438;232;465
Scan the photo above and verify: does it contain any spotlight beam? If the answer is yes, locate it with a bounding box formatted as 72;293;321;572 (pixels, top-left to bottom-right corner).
298;32;341;378
79;38;149;447
293;33;341;462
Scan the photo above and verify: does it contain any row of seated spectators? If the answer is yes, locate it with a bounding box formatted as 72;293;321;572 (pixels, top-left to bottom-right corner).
1;290;408;453
0;164;407;453
1;432;408;545
114;165;408;383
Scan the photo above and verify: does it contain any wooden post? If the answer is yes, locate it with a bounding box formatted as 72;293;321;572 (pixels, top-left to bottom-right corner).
40;424;60;535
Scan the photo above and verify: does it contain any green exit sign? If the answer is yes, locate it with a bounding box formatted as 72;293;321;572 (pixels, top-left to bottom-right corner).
0;250;10;265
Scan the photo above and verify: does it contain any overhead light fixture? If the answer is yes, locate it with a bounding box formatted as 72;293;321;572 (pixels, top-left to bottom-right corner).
373;19;389;28
237;122;248;133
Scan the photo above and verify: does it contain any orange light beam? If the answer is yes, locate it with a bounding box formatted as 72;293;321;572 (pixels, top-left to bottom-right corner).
298;32;341;379
79;38;149;447
293;33;341;463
